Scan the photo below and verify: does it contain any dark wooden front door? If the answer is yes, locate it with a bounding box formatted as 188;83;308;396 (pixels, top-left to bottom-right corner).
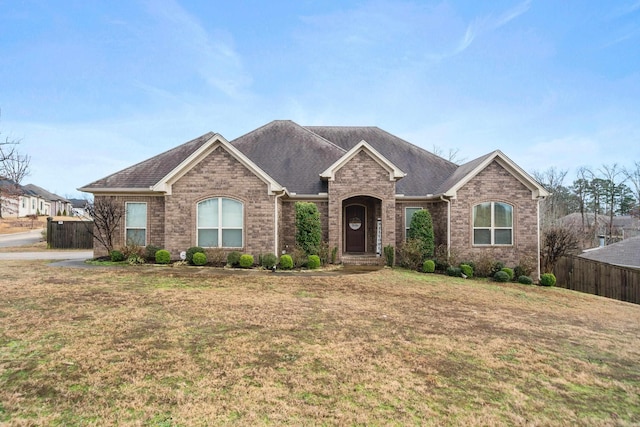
345;205;365;252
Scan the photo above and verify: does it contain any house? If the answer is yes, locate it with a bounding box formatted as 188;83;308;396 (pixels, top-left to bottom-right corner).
579;235;640;269
0;178;43;217
79;120;549;276
22;184;73;216
69;198;90;217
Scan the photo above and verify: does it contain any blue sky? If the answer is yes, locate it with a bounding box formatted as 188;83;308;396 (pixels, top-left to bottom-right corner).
1;0;639;198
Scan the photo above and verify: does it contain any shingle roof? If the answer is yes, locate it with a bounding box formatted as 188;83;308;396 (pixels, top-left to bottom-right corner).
79;132;214;190
579;235;640;268
305;126;458;195
22;184;69;203
433;152;495;195
231;121;346;194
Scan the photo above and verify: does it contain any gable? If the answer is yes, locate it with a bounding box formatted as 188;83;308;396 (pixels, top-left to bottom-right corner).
320;140;405;182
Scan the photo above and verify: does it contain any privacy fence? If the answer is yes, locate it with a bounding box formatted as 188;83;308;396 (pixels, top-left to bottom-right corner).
554;255;640;305
46;218;94;250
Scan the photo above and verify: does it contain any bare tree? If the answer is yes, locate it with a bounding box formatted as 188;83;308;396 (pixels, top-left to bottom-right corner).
431;145;467;164
83;197;123;254
540;226;579;273
624;161;640;214
533;167;569;226
599;164;626;241
0;126;31;218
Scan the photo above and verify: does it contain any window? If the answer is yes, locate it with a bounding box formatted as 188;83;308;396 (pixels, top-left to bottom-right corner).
125;202;147;246
473;202;513;245
197;197;243;248
405;207;423;239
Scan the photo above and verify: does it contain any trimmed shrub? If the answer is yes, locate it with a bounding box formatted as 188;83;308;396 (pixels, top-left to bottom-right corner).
155;249;171;264
307;255;321;269
145;244;161;262
110;250;124;262
518;275;534;285
540;273;557;287
192;252;207;266
446;266;462;277
494;270;510;282
501;267;514;281
384;245;395;267
407;209;435;259
295;202;322;256
261;253;278;269
423;259;436;273
227;251;241;267
239;254;254;268
459;264;473;278
279;254;294;270
186;246;205;265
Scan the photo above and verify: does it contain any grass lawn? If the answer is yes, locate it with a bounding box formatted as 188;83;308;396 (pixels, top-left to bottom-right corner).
1;262;639;426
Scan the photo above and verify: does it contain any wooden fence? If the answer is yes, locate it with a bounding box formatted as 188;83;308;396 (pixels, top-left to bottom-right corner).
47;218;94;249
554;256;640;304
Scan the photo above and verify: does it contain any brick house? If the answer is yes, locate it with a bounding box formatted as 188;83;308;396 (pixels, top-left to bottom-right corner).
79;120;549;276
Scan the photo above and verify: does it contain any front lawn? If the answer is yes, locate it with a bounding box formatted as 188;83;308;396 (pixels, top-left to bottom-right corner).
1;262;639;425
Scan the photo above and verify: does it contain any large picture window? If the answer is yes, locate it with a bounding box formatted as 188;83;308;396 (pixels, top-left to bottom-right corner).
473;202;513;245
197;197;243;248
125;202;147;246
405;207;423;239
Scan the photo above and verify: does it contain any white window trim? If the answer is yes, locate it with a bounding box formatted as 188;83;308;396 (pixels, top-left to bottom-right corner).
405;207;423;239
197;197;244;248
125;202;148;246
472;201;513;246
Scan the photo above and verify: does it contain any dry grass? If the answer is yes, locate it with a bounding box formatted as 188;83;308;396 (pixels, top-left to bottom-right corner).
1;263;639;426
0;217;47;235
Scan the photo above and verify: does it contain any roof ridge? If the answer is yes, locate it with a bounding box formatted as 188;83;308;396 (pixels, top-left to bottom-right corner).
300;125;347;153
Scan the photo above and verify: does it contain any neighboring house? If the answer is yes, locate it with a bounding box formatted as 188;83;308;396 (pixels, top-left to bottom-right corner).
579;235;640;269
69;198;90;217
0;178;43;217
79;120;549;276
22;184;72;216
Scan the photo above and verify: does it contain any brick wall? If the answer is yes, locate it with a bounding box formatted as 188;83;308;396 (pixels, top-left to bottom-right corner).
449;161;540;275
165;145;275;259
92;194;165;258
395;201;447;249
328;150;396;261
280;199;329;255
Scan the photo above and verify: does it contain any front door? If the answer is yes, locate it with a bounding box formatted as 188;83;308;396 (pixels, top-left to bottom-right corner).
345;205;366;252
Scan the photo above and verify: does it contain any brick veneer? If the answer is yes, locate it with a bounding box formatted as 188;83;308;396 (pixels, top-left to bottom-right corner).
92;194;165;258
395;201;447;248
449;161;540;277
328;150;396;261
280;200;329;255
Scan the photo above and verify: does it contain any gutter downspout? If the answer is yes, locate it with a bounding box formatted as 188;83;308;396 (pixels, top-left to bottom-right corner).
274;189;286;256
440;195;451;259
536;196;542;281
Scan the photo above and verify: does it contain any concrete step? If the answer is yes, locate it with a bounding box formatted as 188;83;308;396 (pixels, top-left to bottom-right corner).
341;254;385;266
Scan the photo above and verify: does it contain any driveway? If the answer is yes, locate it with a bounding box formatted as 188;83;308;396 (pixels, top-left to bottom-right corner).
0;251;93;261
0;228;45;248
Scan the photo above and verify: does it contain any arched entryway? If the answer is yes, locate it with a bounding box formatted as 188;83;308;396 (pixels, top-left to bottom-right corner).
342;196;382;255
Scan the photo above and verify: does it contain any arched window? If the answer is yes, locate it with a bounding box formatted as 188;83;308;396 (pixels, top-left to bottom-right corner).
473;202;513;245
197;198;243;248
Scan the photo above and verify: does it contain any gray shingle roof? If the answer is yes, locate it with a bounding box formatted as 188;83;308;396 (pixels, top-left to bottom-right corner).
306;126;458;196
22;184;69;203
579;235;640;268
80;132;214;190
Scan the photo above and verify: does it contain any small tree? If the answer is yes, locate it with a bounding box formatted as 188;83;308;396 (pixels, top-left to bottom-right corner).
295;202;322;256
540;226;579;273
407;209;435;260
83;197;123;254
0;128;30;218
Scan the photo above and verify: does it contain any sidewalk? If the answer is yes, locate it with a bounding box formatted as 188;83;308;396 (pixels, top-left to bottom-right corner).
0;250;93;261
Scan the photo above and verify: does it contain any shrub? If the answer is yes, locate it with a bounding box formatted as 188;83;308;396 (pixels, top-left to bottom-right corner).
155;249;171;264
290;247;308;268
295;202;322;256
514;254;537;277
318;241;330;265
186;246;205;265
459;261;476;272
494;270;510;282
205;248;227;267
127;254;145;265
423;259;436;273
473;254;494;278
227;251;241;267
518;275;534;285
330;247;338;264
261;253;278;269
279;254;294;270
459;264;473;278
110;250;124;262
307;255;321;269
384;245;395;267
490;261;505;277
239;254;254;268
446;266;462;277
122;240;144;260
398;239;424;270
540;273;557;287
407;209;435;260
433;244;452;272
192;252;207;266
501;267;514;280
145;244;161;262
